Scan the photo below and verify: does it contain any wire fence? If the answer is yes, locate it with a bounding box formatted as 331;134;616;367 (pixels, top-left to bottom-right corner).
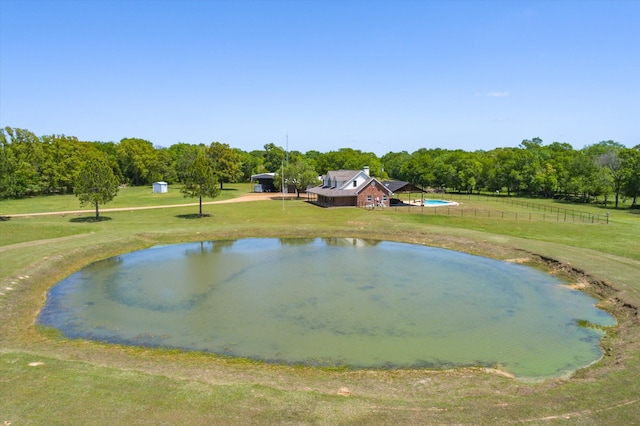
382;193;609;224
389;204;607;223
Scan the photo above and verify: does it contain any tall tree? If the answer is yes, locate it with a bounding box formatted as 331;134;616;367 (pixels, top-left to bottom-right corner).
168;142;203;183
0;127;45;197
235;148;260;181
546;142;576;198
584;141;625;206
314;148;383;176
401;149;436;189
381;151;411;181
181;150;220;217
116;138;158;185
276;160;319;197
262;143;286;172
74;156;120;219
40;134;85;194
207;142;243;189
620;148;640;206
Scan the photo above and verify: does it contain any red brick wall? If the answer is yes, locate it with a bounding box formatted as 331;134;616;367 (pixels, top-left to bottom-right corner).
357;182;390;207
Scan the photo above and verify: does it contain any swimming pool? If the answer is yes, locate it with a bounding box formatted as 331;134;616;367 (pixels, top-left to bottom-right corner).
422;199;458;206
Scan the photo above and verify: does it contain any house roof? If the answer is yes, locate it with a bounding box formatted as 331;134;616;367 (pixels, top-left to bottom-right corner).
307;176;392;198
250;172;276;181
382;180;423;193
326;169;361;182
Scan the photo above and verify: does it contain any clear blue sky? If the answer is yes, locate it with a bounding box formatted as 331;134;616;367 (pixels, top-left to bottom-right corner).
1;0;638;155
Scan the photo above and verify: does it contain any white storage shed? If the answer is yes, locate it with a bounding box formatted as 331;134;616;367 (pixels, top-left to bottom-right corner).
152;181;168;193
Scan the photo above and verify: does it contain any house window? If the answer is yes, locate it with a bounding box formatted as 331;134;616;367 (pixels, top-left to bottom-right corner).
367;195;372;202
353;180;357;187
383;195;388;202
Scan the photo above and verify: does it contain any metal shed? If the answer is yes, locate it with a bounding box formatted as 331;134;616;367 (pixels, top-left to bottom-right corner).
152;181;168;193
250;173;277;192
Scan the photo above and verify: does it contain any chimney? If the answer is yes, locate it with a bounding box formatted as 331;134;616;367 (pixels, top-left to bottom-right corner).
363;166;370;176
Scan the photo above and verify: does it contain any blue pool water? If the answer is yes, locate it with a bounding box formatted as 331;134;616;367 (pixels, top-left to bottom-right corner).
423;199;452;206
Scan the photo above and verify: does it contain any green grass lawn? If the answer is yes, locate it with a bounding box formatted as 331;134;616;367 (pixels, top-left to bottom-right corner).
0;182;253;215
1;191;640;424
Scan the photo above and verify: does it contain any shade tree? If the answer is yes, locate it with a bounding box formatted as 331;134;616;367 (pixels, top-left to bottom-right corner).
275;159;319;197
116;138;159;186
207;142;244;189
180;149;220;217
74;155;120;219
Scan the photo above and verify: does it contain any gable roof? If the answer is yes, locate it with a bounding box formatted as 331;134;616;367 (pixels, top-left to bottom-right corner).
326;169;361;183
308;174;392;198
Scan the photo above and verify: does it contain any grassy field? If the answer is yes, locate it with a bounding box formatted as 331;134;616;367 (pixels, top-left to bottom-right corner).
1;186;640;424
0;183;245;215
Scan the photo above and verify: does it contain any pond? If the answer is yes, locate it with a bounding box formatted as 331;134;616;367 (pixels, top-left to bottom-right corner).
38;238;615;379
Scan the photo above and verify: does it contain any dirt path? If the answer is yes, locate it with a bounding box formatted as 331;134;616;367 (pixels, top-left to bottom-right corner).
3;192;300;218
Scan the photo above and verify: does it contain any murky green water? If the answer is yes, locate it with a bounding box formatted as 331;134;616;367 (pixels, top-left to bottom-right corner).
38;238;615;379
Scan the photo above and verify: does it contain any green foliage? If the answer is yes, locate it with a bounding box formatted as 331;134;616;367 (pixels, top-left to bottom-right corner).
116;137;159;185
2;126;639;212
180;150;220;216
207;141;244;189
0;127;44;198
276;160;319;196
620;147;640;205
74;156;120;219
312;148;382;176
39;134;87;194
381;151;410;179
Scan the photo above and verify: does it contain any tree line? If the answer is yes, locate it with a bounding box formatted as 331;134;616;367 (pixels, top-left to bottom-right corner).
1;127;639;208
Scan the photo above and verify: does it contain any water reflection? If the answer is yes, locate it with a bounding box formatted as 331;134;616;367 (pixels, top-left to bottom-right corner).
38;238;615;379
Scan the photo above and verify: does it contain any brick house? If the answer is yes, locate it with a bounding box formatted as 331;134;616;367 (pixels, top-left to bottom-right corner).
307;167;393;208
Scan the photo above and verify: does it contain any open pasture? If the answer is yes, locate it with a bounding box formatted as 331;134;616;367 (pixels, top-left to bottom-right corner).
1;187;639;424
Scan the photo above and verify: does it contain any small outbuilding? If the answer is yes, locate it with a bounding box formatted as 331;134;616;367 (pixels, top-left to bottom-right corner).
152;181;168;193
250;173;277;193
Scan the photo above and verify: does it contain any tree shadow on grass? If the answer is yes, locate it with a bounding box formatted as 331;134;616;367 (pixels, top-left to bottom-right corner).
0;216;10;221
175;213;212;219
69;216;113;223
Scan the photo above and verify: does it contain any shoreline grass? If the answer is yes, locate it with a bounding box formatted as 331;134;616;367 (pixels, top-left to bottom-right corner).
1;188;640;424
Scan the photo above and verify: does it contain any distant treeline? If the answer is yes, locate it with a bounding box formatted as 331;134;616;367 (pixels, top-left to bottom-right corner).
1;127;639;207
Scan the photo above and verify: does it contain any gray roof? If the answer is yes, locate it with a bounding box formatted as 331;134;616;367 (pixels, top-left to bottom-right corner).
382;180;423;193
250;172;276;181
326;169;361;182
308;176;392;197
